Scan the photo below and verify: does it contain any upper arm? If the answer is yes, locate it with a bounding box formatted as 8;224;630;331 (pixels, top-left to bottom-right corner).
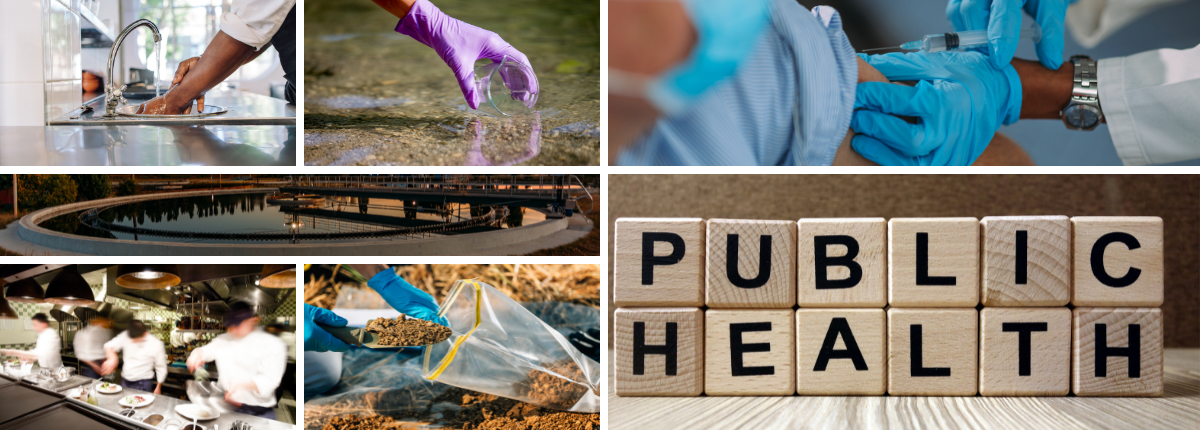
831;57;887;166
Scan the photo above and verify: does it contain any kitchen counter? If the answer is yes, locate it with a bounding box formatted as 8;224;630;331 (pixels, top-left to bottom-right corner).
0;124;295;166
50;90;295;126
70;378;294;430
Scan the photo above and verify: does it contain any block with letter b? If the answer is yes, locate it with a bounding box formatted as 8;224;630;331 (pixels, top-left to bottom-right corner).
980;216;1071;306
1072;307;1163;396
979;307;1071;396
1072;217;1163;306
614;308;705;396
705;309;795;395
705;219;796;308
797;309;886;395
614;218;705;307
887;308;978;396
797;218;887;308
888;218;980;307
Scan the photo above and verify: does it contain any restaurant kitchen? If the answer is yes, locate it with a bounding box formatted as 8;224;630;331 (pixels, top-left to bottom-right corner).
0;264;297;429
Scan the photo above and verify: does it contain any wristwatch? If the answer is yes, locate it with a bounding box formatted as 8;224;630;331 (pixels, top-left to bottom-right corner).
1061;55;1103;130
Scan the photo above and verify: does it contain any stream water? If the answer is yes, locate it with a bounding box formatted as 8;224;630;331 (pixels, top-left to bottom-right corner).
302;0;599;166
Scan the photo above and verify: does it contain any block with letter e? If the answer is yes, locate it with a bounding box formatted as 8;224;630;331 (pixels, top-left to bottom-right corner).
1072;307;1163;396
614;307;705;396
797;218;887;308
797;309;886;395
888;218;979;307
1072;217;1163;306
705;309;795;395
614;218;705;306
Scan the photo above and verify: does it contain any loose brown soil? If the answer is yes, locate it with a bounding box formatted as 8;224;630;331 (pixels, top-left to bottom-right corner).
366;315;453;346
319;388;598;430
514;362;593;411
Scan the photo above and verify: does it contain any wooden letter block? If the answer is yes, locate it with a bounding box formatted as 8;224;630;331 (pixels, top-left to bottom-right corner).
796;309;886;395
614;218;705;307
1072;217;1164;306
979;307;1071;396
1072;307;1163;396
980;216;1071;306
797;218;887;308
614;308;705;396
887;308;978;396
705;219;796;308
888;218;980;307
705;309;795;395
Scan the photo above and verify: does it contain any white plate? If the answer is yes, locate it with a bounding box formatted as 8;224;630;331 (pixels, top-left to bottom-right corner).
97;383;123;394
175;404;219;421
119;394;154;407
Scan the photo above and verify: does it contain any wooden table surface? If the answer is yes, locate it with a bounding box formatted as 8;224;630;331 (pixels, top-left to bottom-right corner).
608;348;1200;429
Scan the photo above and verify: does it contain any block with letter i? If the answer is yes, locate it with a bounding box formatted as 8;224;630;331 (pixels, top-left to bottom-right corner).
1072;307;1163;396
888;218;979;307
887;308;978;396
797;309;886;395
705;219;796;308
705;310;795;395
614;218;705;306
979;308;1071;396
1072;217;1163;306
980;216;1071;306
797;218;887;307
614;308;704;396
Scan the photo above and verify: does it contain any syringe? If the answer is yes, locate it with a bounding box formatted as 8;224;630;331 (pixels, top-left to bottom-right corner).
864;23;1041;53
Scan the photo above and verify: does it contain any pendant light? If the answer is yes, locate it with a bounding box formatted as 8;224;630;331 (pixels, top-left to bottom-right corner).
0;282;18;320
259;264;296;289
44;266;97;306
4;277;45;303
115;264;181;290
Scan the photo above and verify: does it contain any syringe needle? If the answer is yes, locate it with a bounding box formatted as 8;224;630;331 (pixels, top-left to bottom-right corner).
861;46;900;52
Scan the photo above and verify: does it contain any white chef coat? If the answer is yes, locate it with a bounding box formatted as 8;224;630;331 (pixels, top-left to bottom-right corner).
104;331;168;383
190;328;287;408
1066;0;1200;165
73;325;112;362
220;0;296;50
33;329;63;370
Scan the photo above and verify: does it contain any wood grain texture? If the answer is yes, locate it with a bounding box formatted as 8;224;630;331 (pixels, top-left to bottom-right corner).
887;308;979;396
705;219;796;308
1072;217;1164;307
980;216;1071;306
888;218;980;307
609;348;1200;429
614;218;706;307
797;309;886;395
614;307;705;396
797;218;887;308
1072;307;1164;397
705;309;795;395
980;307;1072;396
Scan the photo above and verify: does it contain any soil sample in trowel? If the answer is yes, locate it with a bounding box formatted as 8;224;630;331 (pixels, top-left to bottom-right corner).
514;362;594;411
365;314;452;347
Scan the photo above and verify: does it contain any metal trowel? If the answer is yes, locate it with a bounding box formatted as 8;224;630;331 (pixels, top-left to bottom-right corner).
314;321;408;349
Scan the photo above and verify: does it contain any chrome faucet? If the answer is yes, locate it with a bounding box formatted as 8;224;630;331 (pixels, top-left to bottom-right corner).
105;19;161;117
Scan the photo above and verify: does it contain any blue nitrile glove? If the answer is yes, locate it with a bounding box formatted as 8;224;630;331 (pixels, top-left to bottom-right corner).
304;304;351;353
945;0;1072;70
851;51;1022;166
367;269;449;327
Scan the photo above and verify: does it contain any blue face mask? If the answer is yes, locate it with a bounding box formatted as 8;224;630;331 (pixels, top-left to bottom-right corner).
609;0;770;115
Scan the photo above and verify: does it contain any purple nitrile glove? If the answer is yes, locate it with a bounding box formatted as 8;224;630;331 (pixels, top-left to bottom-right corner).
396;0;537;109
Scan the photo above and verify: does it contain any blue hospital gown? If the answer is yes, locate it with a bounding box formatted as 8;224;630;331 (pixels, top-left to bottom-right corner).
618;1;859;166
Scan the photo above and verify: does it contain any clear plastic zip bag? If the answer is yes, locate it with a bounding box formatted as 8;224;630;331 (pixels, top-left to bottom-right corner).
422;279;600;412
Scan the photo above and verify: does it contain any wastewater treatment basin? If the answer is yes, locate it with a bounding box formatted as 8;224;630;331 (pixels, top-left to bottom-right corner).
49;89;295;126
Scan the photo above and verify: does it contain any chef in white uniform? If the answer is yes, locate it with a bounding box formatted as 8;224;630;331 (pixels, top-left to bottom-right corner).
187;303;287;420
0;313;62;371
101;320;168;394
73;315;113;378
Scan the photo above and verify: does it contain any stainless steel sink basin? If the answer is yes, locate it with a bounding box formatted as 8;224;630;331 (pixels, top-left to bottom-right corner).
115;105;229;118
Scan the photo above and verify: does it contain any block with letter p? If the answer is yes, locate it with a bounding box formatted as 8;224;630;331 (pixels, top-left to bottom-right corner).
614;218;705;306
614;308;705;396
1072;217;1163;306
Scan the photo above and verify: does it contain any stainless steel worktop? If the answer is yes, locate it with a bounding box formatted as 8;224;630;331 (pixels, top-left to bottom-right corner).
50;90;295;126
69;378;295;430
0;124;295;166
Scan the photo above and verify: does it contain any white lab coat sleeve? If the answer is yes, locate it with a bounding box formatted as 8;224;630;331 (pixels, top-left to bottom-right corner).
154;342;168;384
220;0;296;50
1066;0;1187;48
1099;43;1200;165
252;339;288;396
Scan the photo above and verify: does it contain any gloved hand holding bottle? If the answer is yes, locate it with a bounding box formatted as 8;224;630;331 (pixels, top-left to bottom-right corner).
850;50;1022;166
303;267;447;353
373;0;536;109
945;0;1072;70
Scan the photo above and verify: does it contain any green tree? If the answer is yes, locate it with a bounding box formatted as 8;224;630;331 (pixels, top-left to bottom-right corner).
71;174;111;201
116;178;140;196
16;175;77;210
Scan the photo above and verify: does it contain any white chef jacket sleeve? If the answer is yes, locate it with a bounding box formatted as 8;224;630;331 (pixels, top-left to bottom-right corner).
1065;0;1187;48
155;341;168;384
103;332;128;352
220;0;296;50
33;333;59;364
252;339;288;395
1098;43;1200;165
189;336;225;363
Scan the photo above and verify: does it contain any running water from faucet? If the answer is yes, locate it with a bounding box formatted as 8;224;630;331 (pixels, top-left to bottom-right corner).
155;40;162;98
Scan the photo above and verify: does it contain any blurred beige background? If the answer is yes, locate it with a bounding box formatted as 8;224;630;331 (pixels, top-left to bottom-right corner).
608;174;1199;347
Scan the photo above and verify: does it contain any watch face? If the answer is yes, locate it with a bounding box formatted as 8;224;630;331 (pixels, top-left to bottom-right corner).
1065;105;1101;129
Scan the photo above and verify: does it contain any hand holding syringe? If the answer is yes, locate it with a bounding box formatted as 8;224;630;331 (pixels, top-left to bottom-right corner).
864;22;1041;53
